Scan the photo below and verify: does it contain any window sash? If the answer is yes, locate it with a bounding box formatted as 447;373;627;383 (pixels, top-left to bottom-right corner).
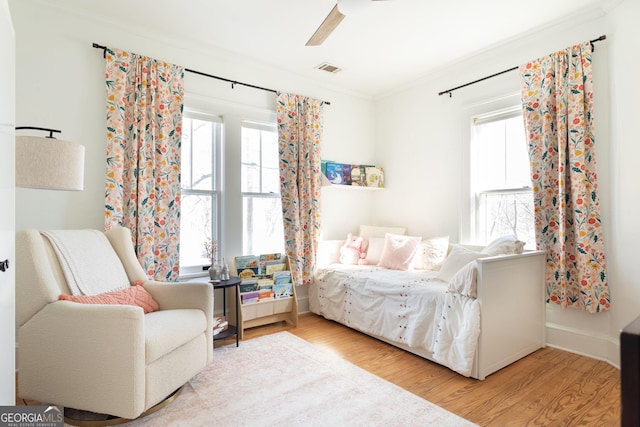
470;101;533;248
473;105;522;126
179;112;222;274
241;121;279;195
241;121;283;255
474;189;535;249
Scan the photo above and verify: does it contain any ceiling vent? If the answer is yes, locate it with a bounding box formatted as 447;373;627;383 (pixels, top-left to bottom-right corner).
315;62;342;74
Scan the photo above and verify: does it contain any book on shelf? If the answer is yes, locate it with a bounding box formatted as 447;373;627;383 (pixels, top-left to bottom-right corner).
273;282;293;299
365;166;384;188
257;278;274;290
350;165;364;186
266;263;286;275
235;255;260;278
259;253;286;275
273;271;291;284
324;161;344;185
341;164;352;185
241;291;260;304
239;281;258;293
258;289;275;301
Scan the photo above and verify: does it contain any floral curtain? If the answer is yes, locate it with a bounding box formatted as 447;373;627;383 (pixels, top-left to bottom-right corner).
519;42;609;313
276;92;324;286
104;47;184;281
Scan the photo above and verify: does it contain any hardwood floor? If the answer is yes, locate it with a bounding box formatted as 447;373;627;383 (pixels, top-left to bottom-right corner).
220;313;621;427
17;313;620;426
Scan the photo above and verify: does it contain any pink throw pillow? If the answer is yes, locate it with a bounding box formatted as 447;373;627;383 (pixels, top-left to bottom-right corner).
377;233;422;271
59;282;159;314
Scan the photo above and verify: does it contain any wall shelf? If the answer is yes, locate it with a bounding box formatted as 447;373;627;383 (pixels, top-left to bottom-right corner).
321;160;384;189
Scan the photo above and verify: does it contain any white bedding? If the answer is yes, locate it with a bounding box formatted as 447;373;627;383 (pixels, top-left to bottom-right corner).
310;264;480;376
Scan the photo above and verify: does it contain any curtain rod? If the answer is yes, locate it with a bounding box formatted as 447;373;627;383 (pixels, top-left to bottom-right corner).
438;35;607;97
92;43;331;105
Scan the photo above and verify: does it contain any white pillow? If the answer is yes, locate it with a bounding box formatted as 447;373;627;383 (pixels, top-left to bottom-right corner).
316;240;344;268
359;225;407;239
481;235;525;256
447;260;478;298
414;236;449;270
435;246;486;282
365;237;385;264
377;233;422;271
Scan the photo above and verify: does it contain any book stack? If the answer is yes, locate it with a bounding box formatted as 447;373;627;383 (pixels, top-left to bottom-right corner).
213;315;228;336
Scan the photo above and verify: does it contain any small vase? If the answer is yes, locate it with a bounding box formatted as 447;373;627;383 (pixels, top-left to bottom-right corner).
221;259;230;280
208;265;217;280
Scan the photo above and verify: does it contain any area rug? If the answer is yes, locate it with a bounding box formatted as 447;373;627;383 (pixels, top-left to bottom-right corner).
125;332;476;426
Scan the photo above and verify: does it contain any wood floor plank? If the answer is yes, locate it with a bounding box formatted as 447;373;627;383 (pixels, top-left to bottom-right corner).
465;349;580;424
236;313;620;426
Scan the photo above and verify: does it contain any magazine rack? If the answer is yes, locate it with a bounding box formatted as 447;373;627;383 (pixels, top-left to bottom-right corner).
233;285;298;339
228;256;298;339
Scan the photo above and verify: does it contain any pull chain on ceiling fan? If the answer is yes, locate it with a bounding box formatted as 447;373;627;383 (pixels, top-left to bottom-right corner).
306;0;391;46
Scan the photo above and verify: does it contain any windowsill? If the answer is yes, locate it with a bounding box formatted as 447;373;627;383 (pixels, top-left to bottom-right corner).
179;272;209;281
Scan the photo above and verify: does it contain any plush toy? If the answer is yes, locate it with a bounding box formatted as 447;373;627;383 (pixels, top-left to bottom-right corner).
339;233;369;265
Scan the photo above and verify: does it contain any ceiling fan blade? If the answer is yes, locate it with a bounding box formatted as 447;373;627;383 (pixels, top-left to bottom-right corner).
306;5;345;46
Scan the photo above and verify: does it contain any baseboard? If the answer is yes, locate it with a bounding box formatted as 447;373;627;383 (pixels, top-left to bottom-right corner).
297;295;310;314
545;322;620;369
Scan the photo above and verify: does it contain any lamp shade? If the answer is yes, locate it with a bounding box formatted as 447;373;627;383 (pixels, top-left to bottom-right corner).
15;136;85;191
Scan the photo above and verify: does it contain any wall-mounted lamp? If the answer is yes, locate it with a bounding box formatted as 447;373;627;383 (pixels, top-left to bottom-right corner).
337;0;370;16
15;126;85;191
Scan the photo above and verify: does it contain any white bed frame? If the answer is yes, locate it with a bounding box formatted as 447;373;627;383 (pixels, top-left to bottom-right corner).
311;247;547;380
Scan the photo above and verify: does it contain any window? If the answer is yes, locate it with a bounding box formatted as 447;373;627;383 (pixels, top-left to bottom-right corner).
179;112;221;273
471;106;535;249
241;121;284;255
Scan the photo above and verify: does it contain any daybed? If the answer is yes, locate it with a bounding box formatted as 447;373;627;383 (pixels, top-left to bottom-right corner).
309;226;546;380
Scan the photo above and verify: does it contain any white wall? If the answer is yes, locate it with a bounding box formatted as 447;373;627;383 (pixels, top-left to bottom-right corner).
9;0;378;313
0;0;16;404
374;1;639;365
9;1;377;246
10;0;639;366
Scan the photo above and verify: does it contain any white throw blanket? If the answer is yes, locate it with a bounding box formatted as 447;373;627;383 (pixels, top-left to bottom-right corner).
311;265;481;377
432;291;481;376
42;230;131;296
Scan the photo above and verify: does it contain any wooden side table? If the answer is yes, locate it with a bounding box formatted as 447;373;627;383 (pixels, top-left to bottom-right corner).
211;276;241;347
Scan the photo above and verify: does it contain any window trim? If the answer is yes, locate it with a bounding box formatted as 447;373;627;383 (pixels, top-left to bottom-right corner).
471;108;529;244
179;92;278;278
460;92;524;245
179;110;223;276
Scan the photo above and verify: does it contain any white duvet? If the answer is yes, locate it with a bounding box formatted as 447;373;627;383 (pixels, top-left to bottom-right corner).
310;265;480;376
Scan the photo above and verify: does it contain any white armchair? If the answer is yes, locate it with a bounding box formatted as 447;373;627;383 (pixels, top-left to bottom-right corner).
16;226;213;420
